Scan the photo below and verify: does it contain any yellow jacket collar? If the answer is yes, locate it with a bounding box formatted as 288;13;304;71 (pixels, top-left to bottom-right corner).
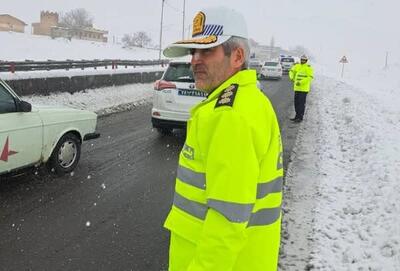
191;69;257;114
207;69;257;101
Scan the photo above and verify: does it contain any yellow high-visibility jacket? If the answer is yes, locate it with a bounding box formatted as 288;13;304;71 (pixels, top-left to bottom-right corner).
289;63;314;92
164;69;283;271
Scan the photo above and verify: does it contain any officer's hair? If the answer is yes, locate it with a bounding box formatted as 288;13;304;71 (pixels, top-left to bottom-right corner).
222;37;250;70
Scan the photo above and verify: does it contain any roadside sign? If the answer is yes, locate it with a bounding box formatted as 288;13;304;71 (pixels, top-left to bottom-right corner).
340;56;348;63
339;56;348;77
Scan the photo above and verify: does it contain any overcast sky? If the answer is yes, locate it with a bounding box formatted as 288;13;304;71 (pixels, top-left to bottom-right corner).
3;0;400;64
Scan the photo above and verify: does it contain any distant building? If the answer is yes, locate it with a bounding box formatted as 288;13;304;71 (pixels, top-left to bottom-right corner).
32;11;59;36
251;45;283;61
0;14;27;33
51;26;108;43
32;11;108;42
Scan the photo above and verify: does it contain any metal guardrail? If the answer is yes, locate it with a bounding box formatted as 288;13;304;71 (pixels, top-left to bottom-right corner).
0;59;169;73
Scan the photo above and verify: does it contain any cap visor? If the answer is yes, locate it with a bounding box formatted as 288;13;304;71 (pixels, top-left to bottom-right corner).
163;35;230;58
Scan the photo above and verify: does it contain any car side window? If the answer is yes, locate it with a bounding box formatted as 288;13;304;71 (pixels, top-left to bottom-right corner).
0;83;17;113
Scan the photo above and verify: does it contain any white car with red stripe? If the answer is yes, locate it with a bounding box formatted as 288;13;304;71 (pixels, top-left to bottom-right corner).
0;79;100;176
151;59;206;134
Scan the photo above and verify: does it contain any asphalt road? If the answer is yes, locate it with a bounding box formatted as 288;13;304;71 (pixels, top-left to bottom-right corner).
0;77;298;271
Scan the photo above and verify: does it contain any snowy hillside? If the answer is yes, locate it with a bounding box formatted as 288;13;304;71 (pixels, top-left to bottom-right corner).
0;31;160;61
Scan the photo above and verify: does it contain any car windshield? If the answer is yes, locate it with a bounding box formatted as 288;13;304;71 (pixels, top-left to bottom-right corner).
249;61;260;67
163;63;194;83
281;58;294;63
264;62;279;66
0;82;17;113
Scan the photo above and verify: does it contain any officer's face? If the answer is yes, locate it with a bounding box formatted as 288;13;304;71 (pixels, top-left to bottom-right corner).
300;59;307;64
190;45;234;93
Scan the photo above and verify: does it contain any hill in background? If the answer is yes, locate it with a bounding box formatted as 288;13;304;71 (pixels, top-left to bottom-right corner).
0;31;160;61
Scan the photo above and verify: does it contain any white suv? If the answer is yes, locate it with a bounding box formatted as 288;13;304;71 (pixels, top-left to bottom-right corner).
151;60;206;134
280;56;296;73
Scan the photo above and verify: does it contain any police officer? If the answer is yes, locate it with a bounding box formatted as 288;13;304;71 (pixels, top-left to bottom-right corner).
163;6;283;271
289;55;314;122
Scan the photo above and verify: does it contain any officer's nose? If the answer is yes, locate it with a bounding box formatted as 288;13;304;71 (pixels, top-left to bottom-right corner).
191;50;202;64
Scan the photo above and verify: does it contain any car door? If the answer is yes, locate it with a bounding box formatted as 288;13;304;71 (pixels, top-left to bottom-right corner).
0;82;43;174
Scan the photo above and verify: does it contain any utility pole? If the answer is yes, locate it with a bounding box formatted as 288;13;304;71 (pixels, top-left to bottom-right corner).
187;24;191;38
158;0;165;60
339;56;348;78
269;36;275;59
182;0;186;39
384;51;388;70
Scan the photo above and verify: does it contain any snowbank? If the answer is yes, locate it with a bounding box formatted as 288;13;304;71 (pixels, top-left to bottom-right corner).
23;83;154;116
281;64;400;270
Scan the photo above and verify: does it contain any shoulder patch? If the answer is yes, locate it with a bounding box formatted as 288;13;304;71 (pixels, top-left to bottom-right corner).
215;84;238;108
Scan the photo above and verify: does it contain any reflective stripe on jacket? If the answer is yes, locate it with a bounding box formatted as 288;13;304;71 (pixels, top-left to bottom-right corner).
289;63;314;92
164;69;284;271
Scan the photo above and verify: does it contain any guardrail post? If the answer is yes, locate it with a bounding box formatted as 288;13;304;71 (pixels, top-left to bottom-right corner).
10;62;15;73
112;60;115;70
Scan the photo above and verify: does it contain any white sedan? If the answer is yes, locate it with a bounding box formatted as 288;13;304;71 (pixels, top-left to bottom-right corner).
0;79;100;176
260;61;283;80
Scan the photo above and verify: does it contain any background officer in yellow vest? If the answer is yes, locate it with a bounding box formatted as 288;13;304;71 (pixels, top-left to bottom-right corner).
289;55;314;122
163;6;283;271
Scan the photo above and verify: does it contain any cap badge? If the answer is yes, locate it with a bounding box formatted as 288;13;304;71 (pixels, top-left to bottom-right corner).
192;12;205;36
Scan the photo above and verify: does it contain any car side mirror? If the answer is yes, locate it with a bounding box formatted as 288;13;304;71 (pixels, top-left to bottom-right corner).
19;100;32;112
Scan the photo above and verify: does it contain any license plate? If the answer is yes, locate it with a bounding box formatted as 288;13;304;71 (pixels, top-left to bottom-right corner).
178;89;207;97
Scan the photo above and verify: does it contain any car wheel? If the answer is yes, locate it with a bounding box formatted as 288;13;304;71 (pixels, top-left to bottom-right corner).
47;133;81;175
156;127;173;135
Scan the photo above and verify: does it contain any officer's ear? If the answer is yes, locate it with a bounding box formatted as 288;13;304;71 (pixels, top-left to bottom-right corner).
230;47;245;70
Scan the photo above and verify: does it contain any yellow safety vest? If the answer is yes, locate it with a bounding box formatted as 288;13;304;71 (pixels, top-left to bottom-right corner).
289;63;314;92
164;69;283;271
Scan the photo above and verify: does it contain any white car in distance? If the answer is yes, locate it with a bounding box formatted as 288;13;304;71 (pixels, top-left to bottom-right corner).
279;56;296;73
151;59;206;134
248;59;263;76
0;79;100;176
260;61;283;80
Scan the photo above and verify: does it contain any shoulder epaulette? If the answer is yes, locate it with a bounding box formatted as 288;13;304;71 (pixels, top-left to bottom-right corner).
215;84;238;108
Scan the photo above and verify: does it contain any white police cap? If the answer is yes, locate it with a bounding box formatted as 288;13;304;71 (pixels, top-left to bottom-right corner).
163;7;248;58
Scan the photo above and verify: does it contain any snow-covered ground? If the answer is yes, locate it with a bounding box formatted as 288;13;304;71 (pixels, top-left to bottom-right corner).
0;31;166;82
281;63;400;270
24;83;154;116
0;31;160;61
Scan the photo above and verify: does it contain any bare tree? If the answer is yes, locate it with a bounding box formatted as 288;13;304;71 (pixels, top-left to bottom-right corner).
60;8;93;29
122;31;152;48
121;34;133;47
